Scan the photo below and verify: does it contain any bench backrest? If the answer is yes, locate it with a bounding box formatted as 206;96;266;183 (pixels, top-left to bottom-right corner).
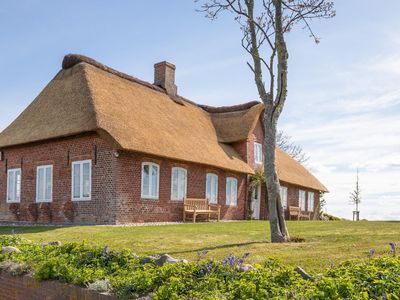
289;206;300;215
184;198;209;210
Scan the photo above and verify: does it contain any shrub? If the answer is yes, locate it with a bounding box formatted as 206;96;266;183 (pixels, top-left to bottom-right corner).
1;235;400;299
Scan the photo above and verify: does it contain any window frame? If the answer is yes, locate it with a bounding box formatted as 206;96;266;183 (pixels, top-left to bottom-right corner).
254;142;263;164
280;186;288;209
36;165;53;203
71;160;92;201
6;168;21;203
226;177;238;206
206;173;218;204
141;162;160;200
308;192;315;212
299;190;306;211
170;167;187;201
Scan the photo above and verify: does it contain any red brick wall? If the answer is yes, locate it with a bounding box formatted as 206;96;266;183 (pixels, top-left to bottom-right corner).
0;133;247;224
258;183;320;220
0;271;116;300
0;133;118;224
114;152;247;223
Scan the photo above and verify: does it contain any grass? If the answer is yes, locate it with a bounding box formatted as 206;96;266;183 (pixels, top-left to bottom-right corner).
0;220;399;272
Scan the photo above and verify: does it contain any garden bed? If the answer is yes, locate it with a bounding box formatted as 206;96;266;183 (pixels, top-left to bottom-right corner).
1;235;400;299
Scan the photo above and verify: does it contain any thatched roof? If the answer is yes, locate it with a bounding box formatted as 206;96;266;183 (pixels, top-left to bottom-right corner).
0;58;252;174
0;54;328;191
276;148;328;192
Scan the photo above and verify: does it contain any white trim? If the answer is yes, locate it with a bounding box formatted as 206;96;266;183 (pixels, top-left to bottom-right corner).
299;190;306;211
170;167;187;201
280;186;288;209
71;160;92;201
226;177;238;206
308;192;315;212
141;162;160;200
6;168;21;203
254;142;263;165
251;185;261;219
206;173;218;204
36;165;53;203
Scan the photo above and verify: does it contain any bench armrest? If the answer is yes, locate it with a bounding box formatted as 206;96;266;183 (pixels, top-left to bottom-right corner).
208;204;221;210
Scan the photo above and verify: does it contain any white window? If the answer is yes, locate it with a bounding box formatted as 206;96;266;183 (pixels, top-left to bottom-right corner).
226;177;238;206
171;167;187;201
72;160;92;201
7;168;21;203
206;173;218;204
299;190;306;211
36;165;53;202
280;186;288;209
141;162;159;199
254;142;263;164
308;192;315;212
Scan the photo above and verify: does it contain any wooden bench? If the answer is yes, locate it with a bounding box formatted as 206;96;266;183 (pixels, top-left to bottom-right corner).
289;206;311;220
289;206;300;220
300;211;311;220
183;198;221;223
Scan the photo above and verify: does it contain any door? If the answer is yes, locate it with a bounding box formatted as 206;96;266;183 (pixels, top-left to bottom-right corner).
251;185;261;219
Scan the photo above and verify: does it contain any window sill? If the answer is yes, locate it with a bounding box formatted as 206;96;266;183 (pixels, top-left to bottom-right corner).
6;200;20;204
141;197;159;201
170;199;184;202
72;198;91;202
36;200;53;203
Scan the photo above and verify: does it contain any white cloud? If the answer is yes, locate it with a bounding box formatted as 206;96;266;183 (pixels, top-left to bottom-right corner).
281;47;400;220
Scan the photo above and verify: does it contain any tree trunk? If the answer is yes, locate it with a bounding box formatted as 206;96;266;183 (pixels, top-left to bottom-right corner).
263;112;289;242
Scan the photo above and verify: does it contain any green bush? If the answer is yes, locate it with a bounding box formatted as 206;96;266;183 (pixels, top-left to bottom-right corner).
322;213;342;221
1;235;400;299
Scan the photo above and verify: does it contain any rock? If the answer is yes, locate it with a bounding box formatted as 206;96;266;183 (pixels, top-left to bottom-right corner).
182;259;189;264
237;264;256;272
1;246;21;254
140;255;160;264
136;294;152;300
295;266;313;281
47;241;62;246
155;254;179;266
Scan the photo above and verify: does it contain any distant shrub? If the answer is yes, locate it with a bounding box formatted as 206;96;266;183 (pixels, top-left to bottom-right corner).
1;235;400;299
321;212;342;221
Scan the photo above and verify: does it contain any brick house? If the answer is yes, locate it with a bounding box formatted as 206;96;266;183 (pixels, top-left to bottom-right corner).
0;54;328;224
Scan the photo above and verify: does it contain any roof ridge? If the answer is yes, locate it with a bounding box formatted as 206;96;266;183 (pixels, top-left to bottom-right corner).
62;54;261;114
200;101;262;113
63;54;167;94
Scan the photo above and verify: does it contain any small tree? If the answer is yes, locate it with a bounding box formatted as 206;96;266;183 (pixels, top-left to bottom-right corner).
276;130;309;164
349;169;361;221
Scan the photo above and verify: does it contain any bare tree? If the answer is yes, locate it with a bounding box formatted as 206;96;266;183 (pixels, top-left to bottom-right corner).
349;168;361;221
197;0;335;242
276;130;309;164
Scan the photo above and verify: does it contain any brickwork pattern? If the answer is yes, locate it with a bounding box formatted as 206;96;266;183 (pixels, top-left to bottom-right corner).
0;271;116;300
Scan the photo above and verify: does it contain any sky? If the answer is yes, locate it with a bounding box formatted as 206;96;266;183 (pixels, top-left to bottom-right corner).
0;1;399;220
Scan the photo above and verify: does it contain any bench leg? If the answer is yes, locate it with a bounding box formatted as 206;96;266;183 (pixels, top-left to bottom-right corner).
208;213;210;221
193;213;196;223
183;211;186;223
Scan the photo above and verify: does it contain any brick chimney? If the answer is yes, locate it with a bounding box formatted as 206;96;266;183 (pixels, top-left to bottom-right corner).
154;61;177;96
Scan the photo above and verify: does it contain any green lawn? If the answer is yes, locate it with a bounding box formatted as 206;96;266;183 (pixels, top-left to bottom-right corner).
0;221;399;272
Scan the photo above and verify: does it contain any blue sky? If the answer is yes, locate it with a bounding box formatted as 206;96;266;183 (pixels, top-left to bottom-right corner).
1;1;399;220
